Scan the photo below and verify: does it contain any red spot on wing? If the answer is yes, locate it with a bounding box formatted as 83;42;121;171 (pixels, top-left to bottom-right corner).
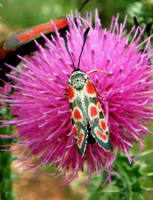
73;109;83;120
73;125;78;137
90;105;98;118
100;119;107;131
18;18;68;42
77;132;84;147
86;80;96;95
97;130;107;141
67;85;75;100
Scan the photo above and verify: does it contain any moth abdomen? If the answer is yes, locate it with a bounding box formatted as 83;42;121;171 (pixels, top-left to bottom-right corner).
87;122;96;144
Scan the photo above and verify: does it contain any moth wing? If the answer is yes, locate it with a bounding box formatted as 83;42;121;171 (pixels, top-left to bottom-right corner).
72;121;88;156
89;102;111;151
84;79;111;151
4;18;68;50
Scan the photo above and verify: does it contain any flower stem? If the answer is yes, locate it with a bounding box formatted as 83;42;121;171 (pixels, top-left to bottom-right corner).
0;147;14;200
0;123;15;200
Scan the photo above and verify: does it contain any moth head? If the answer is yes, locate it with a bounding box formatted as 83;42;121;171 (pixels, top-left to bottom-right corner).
69;70;87;90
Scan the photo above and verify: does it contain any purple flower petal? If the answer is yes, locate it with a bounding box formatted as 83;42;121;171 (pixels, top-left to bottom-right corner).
1;11;153;184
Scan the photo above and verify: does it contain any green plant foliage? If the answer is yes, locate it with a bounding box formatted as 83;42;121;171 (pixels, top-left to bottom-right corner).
0;0;82;29
86;154;153;200
128;0;153;24
0;109;15;200
0;0;139;30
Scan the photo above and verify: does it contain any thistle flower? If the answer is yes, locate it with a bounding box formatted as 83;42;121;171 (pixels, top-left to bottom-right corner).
1;11;153;184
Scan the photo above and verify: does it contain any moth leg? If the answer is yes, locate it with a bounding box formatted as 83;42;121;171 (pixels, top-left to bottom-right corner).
86;69;111;75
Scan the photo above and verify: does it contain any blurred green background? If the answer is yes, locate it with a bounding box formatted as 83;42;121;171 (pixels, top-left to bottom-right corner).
0;0;153;200
0;0;153;36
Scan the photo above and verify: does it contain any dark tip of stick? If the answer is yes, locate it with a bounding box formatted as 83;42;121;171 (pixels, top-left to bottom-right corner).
146;23;152;36
133;16;139;27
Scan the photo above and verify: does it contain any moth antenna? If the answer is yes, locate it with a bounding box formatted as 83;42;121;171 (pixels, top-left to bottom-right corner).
79;0;91;12
63;36;75;68
87;69;110;75
77;27;90;69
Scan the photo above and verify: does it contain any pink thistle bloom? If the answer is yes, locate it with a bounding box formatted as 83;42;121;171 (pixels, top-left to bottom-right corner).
1;11;153;184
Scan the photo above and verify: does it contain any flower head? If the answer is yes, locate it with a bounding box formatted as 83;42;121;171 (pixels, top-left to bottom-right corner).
1;11;153;183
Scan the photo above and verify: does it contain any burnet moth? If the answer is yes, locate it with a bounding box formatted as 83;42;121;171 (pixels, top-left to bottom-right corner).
0;18;68;86
65;28;112;156
0;0;91;87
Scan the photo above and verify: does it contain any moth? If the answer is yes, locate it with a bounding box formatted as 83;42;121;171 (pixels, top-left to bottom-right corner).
0;18;68;86
65;28;112;156
0;0;91;87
